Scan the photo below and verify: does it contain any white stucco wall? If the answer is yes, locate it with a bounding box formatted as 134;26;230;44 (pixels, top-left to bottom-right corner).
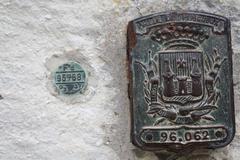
0;0;240;160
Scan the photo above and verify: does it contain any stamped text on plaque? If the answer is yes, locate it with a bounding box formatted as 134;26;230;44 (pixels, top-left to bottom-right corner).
127;11;235;151
54;62;87;95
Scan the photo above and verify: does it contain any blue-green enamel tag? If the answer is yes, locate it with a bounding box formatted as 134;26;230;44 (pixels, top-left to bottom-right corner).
54;62;87;95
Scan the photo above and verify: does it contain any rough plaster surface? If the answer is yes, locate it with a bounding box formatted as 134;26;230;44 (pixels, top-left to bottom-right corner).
0;0;240;160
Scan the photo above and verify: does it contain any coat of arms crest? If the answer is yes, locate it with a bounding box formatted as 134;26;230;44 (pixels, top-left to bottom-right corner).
127;11;235;152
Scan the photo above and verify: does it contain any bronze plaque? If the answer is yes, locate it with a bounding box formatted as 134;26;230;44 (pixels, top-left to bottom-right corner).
127;11;235;151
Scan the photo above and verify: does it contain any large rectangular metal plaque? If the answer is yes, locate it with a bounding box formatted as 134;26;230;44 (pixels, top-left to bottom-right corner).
127;11;235;151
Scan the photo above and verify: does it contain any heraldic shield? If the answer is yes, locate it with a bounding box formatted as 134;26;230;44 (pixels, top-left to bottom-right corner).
127;11;235;152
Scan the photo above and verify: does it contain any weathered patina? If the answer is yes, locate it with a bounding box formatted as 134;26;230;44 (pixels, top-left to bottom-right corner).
127;11;235;153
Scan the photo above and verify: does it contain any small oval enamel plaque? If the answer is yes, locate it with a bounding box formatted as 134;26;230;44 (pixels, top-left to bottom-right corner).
53;62;87;95
127;11;235;153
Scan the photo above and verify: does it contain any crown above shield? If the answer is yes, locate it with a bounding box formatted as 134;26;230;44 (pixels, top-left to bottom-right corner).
150;24;210;50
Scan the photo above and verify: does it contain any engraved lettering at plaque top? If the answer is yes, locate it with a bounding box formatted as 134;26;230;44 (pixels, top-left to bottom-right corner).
127;11;235;152
54;62;87;95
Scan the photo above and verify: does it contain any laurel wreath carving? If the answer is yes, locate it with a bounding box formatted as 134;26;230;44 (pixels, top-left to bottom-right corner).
136;48;226;125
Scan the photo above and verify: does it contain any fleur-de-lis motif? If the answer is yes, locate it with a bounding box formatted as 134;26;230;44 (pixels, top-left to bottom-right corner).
176;57;187;68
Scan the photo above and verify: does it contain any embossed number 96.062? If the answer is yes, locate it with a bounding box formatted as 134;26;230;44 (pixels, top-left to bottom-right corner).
160;130;209;142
